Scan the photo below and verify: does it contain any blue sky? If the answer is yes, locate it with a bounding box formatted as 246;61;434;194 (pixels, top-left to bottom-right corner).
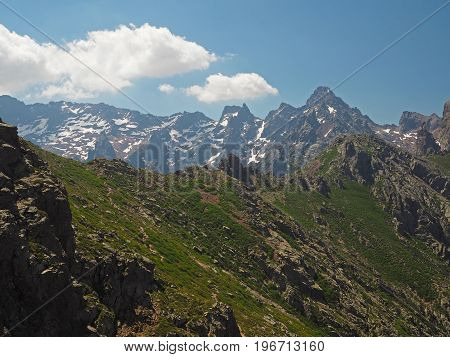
0;0;448;123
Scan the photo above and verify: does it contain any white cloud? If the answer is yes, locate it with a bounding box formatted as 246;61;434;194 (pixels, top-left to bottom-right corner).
158;83;175;94
185;73;278;103
0;23;217;99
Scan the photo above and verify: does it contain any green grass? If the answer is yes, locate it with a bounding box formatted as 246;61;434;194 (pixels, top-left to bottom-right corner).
34;147;323;336
31;142;449;336
329;180;443;300
274;178;446;301
427;153;450;175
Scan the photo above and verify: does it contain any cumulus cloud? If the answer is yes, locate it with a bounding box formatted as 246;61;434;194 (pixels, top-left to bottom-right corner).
185;73;278;103
158;83;175;94
0;23;217;99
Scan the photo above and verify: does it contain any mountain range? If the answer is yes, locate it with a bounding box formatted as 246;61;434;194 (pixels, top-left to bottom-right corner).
1;87;448;174
0;87;449;337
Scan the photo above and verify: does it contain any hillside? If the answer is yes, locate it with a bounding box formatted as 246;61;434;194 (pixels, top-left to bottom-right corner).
1;120;449;336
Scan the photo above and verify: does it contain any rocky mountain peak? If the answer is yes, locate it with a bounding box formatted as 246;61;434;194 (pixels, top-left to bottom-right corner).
221;105;242;117
221;103;253;120
399;111;441;134
306;86;336;107
444;100;450;119
278;102;292;109
434;100;450;152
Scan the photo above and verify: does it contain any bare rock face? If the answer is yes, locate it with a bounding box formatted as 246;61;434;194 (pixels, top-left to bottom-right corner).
337;139;375;184
309;176;331;196
435;100;450;152
187;303;241;337
414;124;441;155
87;132;116;161
0;119;84;335
0;119;157;336
399;111;441;134
80;257;156;322
204;303;241;337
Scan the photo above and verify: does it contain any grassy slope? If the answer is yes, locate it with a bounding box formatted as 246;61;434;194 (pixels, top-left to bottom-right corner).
428;153;450;175
35;146;323;336
274;181;445;300
31;141;449;336
264;144;449;335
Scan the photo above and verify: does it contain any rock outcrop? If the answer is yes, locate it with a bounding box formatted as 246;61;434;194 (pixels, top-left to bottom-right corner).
87;132;116;161
332;135;449;260
414;124;441;155
205;303;241;337
0;119;84;335
399;111;441;134
0;119;157;336
435;100;450;152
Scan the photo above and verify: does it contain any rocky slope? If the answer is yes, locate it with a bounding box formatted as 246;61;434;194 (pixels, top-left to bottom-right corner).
2;118;448;336
2;91;448;174
0;120;242;337
0;118;86;336
435;100;450;152
313;134;449;260
415;124;441;156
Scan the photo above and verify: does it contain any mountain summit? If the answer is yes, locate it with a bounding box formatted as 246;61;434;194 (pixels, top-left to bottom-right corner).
306;86;336;106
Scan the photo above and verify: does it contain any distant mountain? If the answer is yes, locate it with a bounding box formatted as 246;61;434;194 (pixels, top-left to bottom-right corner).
0;95;163;160
248;86;377;173
127;111;216;172
399;111;441;133
1;88;447;173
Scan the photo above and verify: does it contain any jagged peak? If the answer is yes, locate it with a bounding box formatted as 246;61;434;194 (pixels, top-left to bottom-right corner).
220;103;254;120
443;100;450;118
278;102;295;110
221;105;242;117
306;86;336;107
240;103;253;117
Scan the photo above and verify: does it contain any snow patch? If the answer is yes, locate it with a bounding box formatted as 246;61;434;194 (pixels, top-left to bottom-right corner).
18;118;49;136
170;129;180;142
114;118;130;125
207;151;221;165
